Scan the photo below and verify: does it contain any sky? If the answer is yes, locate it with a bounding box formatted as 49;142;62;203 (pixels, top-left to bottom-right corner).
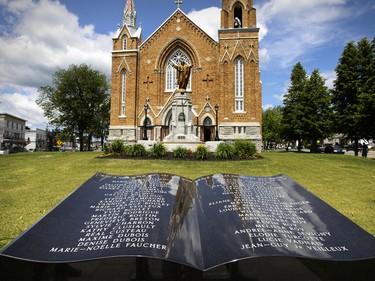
0;0;374;129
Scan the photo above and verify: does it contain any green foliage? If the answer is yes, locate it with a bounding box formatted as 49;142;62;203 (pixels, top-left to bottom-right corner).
215;142;235;159
262;106;283;149
304;69;333;145
103;143;111;154
282;62;308;149
126;144;147;157
282;62;333;151
36;64;110;151
111;139;125;154
195;144;209;160
173;146;191;158
149;143;167;158
234;140;257;158
332;37;375;141
357;38;375;139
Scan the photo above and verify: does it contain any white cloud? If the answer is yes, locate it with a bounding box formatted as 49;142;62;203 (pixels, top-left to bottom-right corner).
0;0;113;129
0;0;112;88
187;7;221;41
273;94;285;102
187;6;269;43
0;86;48;129
259;48;270;64
262;104;274;110
321;70;336;89
256;0;353;68
257;21;268;42
259;0;346;17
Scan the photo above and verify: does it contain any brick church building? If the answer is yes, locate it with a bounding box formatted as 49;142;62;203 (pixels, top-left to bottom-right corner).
109;0;262;147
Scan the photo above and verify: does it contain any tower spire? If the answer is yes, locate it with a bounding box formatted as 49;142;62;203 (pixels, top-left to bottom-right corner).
123;0;137;32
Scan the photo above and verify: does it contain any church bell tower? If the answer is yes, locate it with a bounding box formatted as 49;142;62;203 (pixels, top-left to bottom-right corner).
218;0;262;147
221;0;257;29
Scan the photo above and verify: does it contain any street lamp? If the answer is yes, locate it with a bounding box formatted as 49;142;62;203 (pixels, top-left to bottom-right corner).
143;103;149;140
215;104;219;141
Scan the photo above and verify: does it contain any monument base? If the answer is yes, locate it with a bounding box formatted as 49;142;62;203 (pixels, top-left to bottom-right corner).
163;133;200;143
163;142;203;152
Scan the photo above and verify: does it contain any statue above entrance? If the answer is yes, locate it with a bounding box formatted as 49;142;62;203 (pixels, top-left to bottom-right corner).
172;60;192;92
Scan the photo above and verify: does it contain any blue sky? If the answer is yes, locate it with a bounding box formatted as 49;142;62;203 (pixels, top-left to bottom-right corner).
0;0;374;129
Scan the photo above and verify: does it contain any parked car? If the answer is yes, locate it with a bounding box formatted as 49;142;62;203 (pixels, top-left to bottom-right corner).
324;144;345;154
316;144;325;153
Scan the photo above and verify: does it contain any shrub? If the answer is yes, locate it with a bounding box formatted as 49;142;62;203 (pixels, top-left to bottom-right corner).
127;144;147;157
234;140;257;158
111;139;125;154
103;143;111;154
173;146;191;158
195;144;209;160
149;143;167;158
123;145;131;155
215;142;235;159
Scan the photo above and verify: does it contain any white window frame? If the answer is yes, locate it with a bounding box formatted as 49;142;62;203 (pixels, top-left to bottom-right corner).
235;57;244;112
123;35;127;50
165;49;192;92
121;70;126;116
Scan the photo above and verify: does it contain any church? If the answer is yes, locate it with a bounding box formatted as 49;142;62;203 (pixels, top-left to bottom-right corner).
109;0;262;148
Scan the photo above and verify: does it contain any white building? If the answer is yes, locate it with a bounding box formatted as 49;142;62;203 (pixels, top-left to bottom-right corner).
25;128;47;151
0;113;27;153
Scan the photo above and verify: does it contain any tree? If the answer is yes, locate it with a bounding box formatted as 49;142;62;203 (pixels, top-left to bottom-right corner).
332;38;374;155
89;94;110;150
37;64;110;151
282;62;308;151
358;38;375;139
282;63;332;152
262;106;283;150
303;69;333;152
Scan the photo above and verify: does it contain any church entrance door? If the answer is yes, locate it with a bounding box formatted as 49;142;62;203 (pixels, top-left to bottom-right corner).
202;116;214;142
204;127;214;142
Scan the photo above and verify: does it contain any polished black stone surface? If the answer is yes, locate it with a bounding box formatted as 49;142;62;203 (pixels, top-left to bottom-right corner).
1;173;375;272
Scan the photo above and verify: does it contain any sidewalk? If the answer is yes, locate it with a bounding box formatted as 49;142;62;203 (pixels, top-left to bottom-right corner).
344;150;375;159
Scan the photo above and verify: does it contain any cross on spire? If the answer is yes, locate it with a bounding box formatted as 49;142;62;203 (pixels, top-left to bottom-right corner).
175;0;183;9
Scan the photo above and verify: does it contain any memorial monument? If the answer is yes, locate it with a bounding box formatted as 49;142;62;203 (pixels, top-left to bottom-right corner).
1;173;375;280
163;60;200;143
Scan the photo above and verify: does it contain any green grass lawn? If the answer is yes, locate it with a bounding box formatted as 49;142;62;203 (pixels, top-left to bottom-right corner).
0;151;374;249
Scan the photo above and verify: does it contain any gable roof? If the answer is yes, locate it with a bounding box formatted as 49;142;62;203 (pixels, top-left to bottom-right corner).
114;23;142;39
140;8;217;49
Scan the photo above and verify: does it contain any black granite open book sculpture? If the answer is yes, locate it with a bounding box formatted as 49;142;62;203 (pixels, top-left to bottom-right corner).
1;173;375;271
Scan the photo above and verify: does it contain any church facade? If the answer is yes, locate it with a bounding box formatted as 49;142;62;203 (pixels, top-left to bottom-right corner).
109;0;262;148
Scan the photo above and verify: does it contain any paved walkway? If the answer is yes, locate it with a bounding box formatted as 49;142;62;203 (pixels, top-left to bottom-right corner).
344;150;375;158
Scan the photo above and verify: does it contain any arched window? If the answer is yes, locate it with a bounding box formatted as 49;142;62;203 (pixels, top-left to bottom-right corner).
166;49;191;91
144;117;151;126
235;57;244;112
121;70;126;116
203;116;213;126
123;35;127;50
234;3;243;28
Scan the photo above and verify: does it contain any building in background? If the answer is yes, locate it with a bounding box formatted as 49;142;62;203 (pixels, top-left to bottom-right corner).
0;113;27;153
25;128;47;151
